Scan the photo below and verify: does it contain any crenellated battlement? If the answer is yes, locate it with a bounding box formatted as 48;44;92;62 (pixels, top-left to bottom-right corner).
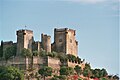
53;28;78;56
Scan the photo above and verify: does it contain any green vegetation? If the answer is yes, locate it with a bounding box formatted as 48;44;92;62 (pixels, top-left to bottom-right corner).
39;49;47;57
92;68;108;78
0;66;24;80
39;50;83;64
100;77;108;80
83;63;92;79
33;50;39;56
67;54;82;64
0;46;119;80
21;48;32;58
74;65;82;75
60;66;74;76
4;45;16;63
38;66;52;80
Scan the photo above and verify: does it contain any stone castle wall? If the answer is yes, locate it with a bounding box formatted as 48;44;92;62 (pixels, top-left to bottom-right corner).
16;28;78;56
52;28;78;56
67;61;85;70
41;34;51;52
47;56;60;69
3;41;14;51
16;30;33;55
53;28;67;53
32;41;41;52
66;29;78;56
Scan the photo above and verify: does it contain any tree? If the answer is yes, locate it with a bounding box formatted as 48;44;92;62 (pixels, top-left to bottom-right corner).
60;66;74;76
67;54;76;62
68;67;74;75
51;75;67;80
0;66;24;80
83;63;92;79
92;68;108;78
100;77;108;80
33;50;39;56
100;68;108;77
58;53;67;64
48;51;57;58
39;49;47;57
85;63;91;69
74;65;82;75
38;66;52;80
4;45;16;63
21;48;32;57
66;54;77;63
83;68;92;77
60;66;67;75
92;69;100;78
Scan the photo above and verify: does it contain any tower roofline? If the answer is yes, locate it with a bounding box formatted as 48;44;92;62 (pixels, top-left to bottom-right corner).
41;33;51;38
54;28;75;32
17;29;33;33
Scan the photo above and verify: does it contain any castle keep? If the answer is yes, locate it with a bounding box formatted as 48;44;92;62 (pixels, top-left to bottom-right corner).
52;28;78;56
16;30;34;55
16;28;78;56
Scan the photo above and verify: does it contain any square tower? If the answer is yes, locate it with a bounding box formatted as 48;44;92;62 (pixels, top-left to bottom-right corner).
16;29;33;56
53;28;78;56
41;34;51;52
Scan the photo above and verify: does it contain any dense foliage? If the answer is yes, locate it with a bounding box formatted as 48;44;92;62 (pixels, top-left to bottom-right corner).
38;66;52;80
0;45;118;80
92;68;108;78
21;48;32;57
32;50;39;56
60;66;74;76
74;65;82;75
0;66;24;80
4;45;16;62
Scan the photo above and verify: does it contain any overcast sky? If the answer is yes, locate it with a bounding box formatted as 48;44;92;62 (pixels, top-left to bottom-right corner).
0;0;119;76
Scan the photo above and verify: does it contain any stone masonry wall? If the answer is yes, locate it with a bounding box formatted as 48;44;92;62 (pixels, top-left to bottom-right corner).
66;29;78;56
32;41;41;52
53;28;78;56
47;56;60;69
16;30;33;55
41;34;51;52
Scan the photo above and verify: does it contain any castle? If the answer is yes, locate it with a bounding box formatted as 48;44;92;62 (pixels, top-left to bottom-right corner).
0;28;85;77
16;28;78;56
